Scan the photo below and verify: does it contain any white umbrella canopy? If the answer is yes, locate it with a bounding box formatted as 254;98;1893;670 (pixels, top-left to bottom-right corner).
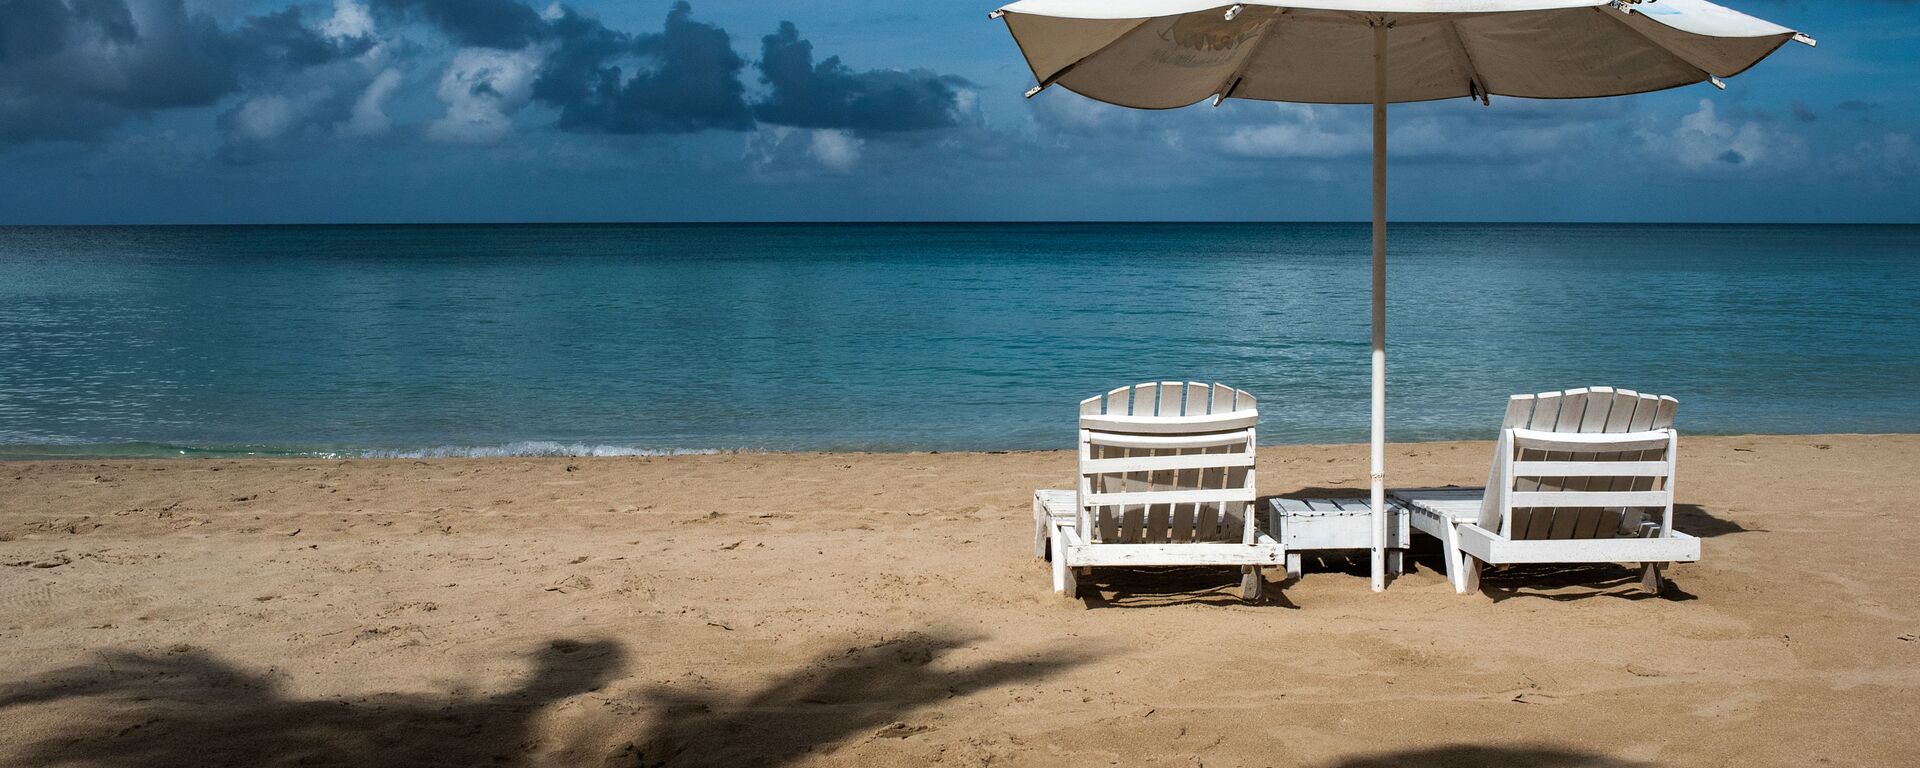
991;0;1809;591
996;0;1810;106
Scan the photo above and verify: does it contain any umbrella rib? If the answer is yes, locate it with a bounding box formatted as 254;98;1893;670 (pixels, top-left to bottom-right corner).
1590;6;1717;85
1021;17;1158;98
1440;20;1490;106
1212;8;1289;107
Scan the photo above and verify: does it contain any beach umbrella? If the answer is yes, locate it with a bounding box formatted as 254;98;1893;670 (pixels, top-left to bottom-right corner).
989;0;1811;590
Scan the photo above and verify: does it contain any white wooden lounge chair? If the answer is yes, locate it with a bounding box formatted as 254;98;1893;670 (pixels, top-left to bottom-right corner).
1391;387;1700;594
1032;382;1283;600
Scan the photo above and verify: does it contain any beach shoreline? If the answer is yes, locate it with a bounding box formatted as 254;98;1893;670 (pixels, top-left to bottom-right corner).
3;433;1915;766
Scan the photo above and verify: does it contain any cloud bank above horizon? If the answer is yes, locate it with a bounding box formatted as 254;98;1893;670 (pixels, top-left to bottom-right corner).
0;0;1912;223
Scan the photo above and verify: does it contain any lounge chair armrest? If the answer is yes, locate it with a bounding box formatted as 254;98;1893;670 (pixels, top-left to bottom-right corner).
1509;427;1674;453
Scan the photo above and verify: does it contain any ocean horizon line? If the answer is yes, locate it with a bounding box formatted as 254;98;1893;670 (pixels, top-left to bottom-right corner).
4;220;1919;229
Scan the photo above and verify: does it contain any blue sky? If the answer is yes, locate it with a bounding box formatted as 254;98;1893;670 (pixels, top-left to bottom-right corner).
0;0;1912;223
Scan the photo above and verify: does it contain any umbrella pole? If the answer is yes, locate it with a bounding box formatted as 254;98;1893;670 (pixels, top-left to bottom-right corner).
1369;22;1388;593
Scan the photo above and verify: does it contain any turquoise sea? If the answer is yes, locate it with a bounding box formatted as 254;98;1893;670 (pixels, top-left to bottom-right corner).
1;223;1916;458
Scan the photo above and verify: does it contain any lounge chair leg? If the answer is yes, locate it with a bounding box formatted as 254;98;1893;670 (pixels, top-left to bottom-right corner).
1241;566;1263;601
1050;524;1068;594
1444;524;1468;593
1386;549;1404;575
1033;494;1048;560
1640;562;1664;594
1285;553;1303;581
1462;555;1482;594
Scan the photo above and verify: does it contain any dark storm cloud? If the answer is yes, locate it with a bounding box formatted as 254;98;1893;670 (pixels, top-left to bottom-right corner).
531;2;754;134
426;2;973;138
752;21;971;134
236;7;376;71
369;0;545;49
0;0;368;146
0;1;977;150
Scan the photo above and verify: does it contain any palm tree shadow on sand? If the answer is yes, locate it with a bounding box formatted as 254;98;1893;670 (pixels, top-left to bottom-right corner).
0;632;1089;768
599;633;1092;767
1327;744;1640;767
0;640;625;767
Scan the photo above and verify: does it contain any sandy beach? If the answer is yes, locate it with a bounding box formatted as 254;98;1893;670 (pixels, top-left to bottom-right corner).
1;434;1915;767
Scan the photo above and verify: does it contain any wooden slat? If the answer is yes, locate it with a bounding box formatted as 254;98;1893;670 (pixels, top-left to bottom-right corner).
1652;396;1678;429
1556;387;1620;539
1509;491;1669;508
1457;524;1700;564
1177;383;1209;544
1169;443;1197;544
1543;384;1589;541
1235;387;1256;411
1066;539;1284;567
1519;390;1575;538
1212;383;1235;416
1148;385;1181;544
1086;430;1256;450
1087;489;1257;506
1157;381;1182;418
1194;478;1220;541
1235;426;1254;543
1094;440;1118;543
1514;391;1560;502
1481;395;1533;532
1623;394;1676;531
1146;496;1169;543
1540;387;1590;502
1097;451;1120;544
1576;386;1615;434
1079;412;1259;434
1603;389;1640;434
1035;489;1076;517
1115;433;1140;544
1511;461;1670;476
1079;395;1101;416
1391;488;1484;522
1197;412;1225;541
1121;501;1144;544
1083;452;1254;473
1183;381;1210;416
1582;388;1644;537
1509;429;1674;452
1501;394;1534;429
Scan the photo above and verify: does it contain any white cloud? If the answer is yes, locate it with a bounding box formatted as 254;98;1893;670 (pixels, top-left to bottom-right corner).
1220;105;1367;159
1828;131;1919;180
808;130;863;172
320;0;375;40
427;47;546;145
1651;98;1806;173
745;127;873;178
340;69;403;137
1028;89;1145;138
230;96;297;141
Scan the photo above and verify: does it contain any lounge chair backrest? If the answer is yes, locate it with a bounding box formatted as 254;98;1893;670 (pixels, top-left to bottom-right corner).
1077;382;1258;545
1479;387;1678;539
